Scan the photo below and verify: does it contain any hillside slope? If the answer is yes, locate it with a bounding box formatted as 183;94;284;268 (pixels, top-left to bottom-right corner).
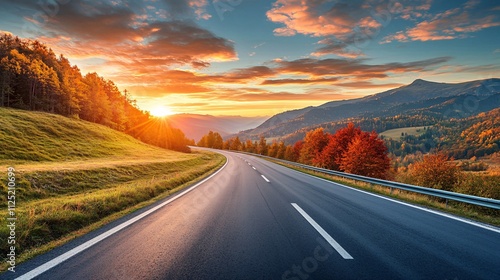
237;78;500;140
0;107;189;162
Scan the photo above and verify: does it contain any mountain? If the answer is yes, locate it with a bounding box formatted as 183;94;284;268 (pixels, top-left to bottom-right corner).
167;114;268;141
236;78;500;141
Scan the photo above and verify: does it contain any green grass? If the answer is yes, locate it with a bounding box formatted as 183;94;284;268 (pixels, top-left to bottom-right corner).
380;126;428;139
0;107;174;162
269;160;500;227
0;108;226;271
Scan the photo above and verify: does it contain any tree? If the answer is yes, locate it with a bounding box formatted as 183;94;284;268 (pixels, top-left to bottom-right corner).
409;153;462;191
213;132;224;149
268;141;279;157
0;55;20;107
257;136;267;155
319;123;362;170
299;128;328;165
289;140;303;162
340;131;391;179
244;139;255;153
276;141;286;159
230;137;242;150
284;145;295;161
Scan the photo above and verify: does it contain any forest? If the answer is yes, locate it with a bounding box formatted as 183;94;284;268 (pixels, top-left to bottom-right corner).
280;109;500;163
198;123;391;179
0;34;191;152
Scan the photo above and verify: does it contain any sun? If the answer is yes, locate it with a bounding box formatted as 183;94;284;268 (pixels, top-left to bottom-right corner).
150;105;174;117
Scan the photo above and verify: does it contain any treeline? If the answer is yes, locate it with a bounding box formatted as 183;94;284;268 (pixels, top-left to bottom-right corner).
0;34;191;152
198;123;391;179
276;114;438;144
387;108;500;163
278;109;500;163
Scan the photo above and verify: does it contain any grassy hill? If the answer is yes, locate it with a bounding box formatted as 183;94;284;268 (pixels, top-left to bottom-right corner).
0;108;225;268
0;107;180;162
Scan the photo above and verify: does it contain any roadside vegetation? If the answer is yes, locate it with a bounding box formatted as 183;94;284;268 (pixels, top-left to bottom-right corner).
198;122;499;225
271;161;500;227
0;108;225;270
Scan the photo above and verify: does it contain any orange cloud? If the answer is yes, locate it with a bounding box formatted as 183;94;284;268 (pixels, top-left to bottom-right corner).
383;1;500;43
267;0;434;57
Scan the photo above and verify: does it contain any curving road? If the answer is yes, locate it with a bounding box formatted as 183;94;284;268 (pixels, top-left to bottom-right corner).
4;149;500;280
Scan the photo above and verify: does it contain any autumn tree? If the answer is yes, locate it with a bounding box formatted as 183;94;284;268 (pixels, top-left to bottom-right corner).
340;131;391;179
409;153;462;191
284;145;295;161
287;140;303;162
230;136;242;150
319;123;362;170
276;141;286;159
244;139;255;153
257;136;267;155
299;128;328;165
268;141;279;158
197;131;223;149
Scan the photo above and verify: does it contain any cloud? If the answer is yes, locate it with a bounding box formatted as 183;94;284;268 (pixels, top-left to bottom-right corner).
261;77;340;85
383;0;500;43
271;57;451;79
188;88;346;102
333;81;404;89
8;0;239;100
12;0;236;69
266;0;433;57
162;0;211;20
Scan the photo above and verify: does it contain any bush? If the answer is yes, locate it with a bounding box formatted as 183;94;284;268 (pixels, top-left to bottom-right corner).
409;153;462;191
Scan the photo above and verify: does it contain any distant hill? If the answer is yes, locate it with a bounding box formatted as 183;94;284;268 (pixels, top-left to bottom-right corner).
167;114;268;141
236;78;500;141
0;107;178;162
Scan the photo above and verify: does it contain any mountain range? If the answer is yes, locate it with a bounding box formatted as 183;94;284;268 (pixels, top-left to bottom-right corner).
166;114;268;141
233;78;500;142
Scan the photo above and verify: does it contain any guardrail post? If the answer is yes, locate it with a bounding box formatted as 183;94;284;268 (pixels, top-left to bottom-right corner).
390;187;393;195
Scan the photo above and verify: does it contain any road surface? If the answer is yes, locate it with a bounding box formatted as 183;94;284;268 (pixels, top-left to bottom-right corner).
4;150;500;279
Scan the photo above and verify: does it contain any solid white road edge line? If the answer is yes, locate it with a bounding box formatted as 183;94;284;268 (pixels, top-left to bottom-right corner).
14;157;230;280
291;203;353;259
261;175;270;182
287;166;500;234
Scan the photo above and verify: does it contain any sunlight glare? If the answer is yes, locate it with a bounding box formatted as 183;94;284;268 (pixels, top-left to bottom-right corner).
150;105;174;117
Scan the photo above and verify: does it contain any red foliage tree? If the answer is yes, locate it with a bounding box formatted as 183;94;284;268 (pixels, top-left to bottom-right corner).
340;131;391;179
319;123;362;170
299;128;329;165
286;140;303;162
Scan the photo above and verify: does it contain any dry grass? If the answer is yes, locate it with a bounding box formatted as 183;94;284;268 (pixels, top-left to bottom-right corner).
380;126;427;139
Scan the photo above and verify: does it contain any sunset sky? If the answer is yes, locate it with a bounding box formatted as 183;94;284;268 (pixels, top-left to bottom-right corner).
1;0;499;116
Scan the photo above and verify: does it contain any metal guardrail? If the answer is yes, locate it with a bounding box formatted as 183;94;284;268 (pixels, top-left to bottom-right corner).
242;152;500;210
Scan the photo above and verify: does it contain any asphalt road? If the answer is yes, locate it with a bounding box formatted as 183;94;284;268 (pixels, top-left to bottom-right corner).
4;150;500;280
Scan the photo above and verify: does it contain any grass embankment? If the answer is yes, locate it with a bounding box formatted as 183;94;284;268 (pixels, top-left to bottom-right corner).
270;160;500;227
0;107;225;269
